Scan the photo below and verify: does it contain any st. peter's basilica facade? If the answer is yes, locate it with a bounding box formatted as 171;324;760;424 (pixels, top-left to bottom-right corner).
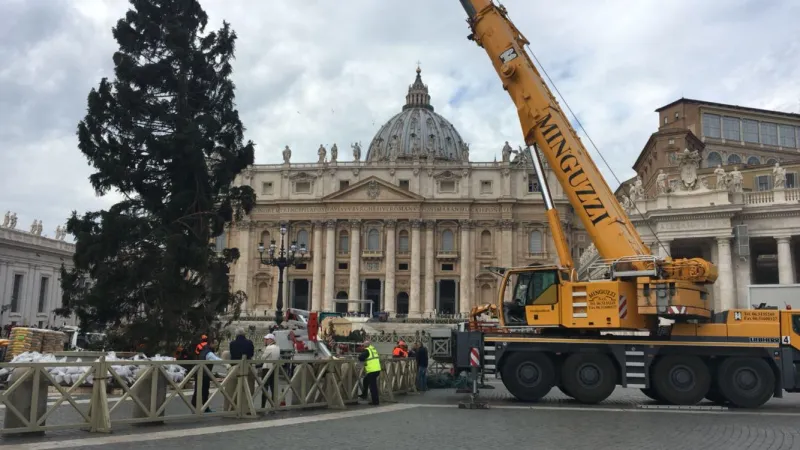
224;68;588;317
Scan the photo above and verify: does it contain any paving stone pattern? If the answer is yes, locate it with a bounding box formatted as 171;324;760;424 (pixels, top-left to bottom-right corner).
66;407;800;450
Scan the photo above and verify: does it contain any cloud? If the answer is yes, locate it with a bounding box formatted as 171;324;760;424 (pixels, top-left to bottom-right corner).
1;0;797;240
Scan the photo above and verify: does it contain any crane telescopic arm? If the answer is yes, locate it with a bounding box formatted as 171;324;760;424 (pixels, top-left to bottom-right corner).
458;0;650;263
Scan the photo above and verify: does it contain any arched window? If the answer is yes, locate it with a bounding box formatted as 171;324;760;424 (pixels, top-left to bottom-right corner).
529;230;543;254
480;230;492;253
706;152;722;168
767;158;778;165
297;229;309;249
396;292;410;315
727;154;742;165
367;228;380;251
398;230;410;252
747;156;761;166
441;230;455;252
338;230;349;254
335;291;348;313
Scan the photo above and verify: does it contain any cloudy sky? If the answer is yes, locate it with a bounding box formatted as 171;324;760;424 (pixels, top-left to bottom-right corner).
1;0;798;241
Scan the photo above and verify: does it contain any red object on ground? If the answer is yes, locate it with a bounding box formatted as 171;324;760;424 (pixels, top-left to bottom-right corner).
308;312;318;342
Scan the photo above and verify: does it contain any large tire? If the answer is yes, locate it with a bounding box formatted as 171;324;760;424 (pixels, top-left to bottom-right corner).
652;355;710;405
640;387;664;402
704;385;728;404
501;352;555;402
717;357;774;409
560;353;617;404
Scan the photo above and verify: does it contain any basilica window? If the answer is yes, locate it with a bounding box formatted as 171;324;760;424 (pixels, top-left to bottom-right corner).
294;181;311;194
480;230;492;254
260;231;270;247
746;156;760;166
441;230;455;252
398;230;410;252
297;229;309;249
529;230;544;255
366;228;380;251
706;151;722;168
338;231;349;254
727;154;742;165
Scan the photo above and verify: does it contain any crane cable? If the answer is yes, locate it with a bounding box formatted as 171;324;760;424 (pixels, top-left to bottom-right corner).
523;43;670;259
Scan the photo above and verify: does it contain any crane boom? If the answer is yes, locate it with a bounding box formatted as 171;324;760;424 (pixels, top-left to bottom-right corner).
459;0;649;262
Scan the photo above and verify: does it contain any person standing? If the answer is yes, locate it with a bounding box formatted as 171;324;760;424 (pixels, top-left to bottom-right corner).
414;341;429;391
229;328;256;401
358;339;381;405
192;334;222;413
259;333;281;409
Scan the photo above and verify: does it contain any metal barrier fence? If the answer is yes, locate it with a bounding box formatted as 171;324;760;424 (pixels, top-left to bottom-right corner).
0;357;417;436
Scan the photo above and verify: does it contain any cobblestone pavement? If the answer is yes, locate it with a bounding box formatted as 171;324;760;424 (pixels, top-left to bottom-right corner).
5;384;800;449
14;403;800;450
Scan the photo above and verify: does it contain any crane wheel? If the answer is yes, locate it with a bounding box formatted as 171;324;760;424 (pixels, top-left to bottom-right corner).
640;387;665;403
652;355;710;405
704;385;728;404
716;357;774;409
560;353;617;404
501;352;555;402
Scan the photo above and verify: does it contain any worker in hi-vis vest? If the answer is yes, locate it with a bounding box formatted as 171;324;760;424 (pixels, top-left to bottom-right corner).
358;339;382;405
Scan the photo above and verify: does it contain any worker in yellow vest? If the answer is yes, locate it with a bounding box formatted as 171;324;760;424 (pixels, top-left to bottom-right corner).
358;339;382;405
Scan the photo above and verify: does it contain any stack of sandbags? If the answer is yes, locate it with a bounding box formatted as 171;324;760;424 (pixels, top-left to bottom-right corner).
41;330;66;354
5;328;45;361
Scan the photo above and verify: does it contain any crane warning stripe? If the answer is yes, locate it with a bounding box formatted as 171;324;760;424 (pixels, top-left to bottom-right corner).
619;295;628;319
470;348;480;368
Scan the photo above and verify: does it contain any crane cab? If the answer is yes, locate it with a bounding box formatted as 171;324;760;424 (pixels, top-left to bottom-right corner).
498;266;651;331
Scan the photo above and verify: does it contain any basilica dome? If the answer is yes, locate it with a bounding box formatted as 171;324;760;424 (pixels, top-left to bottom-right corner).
365;67;469;163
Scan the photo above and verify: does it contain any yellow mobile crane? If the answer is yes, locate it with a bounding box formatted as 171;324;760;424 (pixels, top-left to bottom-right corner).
453;0;800;408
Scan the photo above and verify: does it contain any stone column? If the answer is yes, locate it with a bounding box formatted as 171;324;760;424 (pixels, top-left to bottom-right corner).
348;219;361;311
656;239;672;259
311;221;324;311
500;220;513;303
424;220;436;315
323;220;336;311
235;221;252;304
459;220;472;314
776;236;795;284
500;220;513;268
716;236;735;311
409;220;422;316
384;219;397;314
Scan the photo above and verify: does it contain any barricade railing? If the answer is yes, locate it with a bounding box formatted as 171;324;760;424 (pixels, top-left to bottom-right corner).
0;357;417;435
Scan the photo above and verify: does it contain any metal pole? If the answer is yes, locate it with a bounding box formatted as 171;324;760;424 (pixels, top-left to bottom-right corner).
276;265;285;327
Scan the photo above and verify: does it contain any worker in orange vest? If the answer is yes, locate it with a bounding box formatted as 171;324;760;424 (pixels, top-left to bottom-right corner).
392;340;409;358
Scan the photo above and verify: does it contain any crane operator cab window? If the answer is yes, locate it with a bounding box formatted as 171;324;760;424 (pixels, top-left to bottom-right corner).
505;269;559;324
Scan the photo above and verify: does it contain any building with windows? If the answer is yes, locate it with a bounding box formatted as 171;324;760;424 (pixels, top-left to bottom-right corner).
226;68;589;316
0;214;76;329
612;98;800;311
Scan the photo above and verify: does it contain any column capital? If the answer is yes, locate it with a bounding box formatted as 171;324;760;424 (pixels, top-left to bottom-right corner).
776;235;792;244
459;219;474;229
384;219;397;228
312;220;325;228
500;219;514;230
325;219;337;229
410;219;422;229
349;219;362;229
423;219;436;229
716;236;732;245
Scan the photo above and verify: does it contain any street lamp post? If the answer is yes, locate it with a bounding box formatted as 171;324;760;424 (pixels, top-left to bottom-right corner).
257;223;307;327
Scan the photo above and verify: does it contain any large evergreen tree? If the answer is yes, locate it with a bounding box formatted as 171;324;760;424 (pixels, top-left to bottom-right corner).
58;0;256;353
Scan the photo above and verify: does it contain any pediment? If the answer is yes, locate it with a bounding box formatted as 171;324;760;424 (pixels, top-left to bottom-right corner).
323;176;424;202
432;170;463;179
288;171;318;180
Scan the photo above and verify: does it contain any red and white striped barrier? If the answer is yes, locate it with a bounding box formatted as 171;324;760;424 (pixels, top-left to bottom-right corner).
470;347;480;368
